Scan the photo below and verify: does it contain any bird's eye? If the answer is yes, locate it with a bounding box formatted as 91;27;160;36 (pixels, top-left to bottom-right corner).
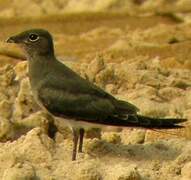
28;34;39;42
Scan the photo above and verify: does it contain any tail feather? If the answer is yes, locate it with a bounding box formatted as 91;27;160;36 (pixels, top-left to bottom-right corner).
135;115;186;129
99;114;187;129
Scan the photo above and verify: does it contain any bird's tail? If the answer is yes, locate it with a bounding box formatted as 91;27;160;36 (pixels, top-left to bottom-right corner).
103;114;187;129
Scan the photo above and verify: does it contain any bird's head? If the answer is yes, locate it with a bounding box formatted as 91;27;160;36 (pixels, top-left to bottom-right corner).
6;29;54;58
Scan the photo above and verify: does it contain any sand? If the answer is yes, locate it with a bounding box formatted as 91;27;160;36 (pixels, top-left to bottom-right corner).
0;1;190;179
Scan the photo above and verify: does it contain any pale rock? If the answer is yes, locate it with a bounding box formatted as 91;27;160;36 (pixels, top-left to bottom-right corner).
142;0;177;13
109;39;132;51
0;0;191;17
158;87;184;101
0;128;54;180
0;92;8;102
10;128;54;164
73;62;89;79
15;111;50;134
183;109;191;139
116;69;141;90
125;59;148;71
6;85;19;103
102;132;121;144
54;117;71;138
169;78;191;89
64;0;125;12
169;97;187;117
124;84;157;100
185;89;191;108
14;61;28;81
107;164;141;180
13;0;43;16
86;138;118;156
95;65;115;88
0;42;25;60
145;128;185;142
75;160;102;180
0;117;13;141
41;0;59;14
86;56;105;82
80;27;123;40
105;83;117;94
13;78;39;120
175;142;191;165
2;162;36;180
86;128;101;139
0;100;12;119
0;65;15;87
121;129;146;144
183;109;191;120
181;161;191;180
148;56;161;69
138;70;166;88
131;97;170;117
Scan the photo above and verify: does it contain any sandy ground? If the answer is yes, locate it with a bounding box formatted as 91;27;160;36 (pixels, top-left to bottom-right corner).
0;1;191;179
1;0;191;17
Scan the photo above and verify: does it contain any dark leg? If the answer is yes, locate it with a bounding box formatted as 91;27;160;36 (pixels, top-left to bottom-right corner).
72;128;79;161
78;128;85;153
48;121;58;140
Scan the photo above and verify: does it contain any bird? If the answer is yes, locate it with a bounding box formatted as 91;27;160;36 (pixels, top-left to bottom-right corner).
6;29;187;161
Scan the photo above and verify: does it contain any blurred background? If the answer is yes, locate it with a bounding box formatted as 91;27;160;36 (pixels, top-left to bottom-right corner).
1;0;191;67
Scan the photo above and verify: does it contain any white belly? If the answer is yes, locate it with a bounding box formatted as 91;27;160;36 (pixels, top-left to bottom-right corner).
56;117;121;132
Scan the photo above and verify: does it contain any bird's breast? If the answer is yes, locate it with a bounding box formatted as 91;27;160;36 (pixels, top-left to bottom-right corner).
32;88;50;113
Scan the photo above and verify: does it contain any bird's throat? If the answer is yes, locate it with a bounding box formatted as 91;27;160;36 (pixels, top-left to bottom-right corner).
28;55;52;89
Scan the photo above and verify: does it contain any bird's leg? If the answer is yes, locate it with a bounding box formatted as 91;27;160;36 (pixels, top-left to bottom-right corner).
47;120;58;140
78;128;85;153
72;128;79;161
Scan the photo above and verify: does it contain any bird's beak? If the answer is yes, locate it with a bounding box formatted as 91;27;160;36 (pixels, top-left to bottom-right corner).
6;36;19;43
